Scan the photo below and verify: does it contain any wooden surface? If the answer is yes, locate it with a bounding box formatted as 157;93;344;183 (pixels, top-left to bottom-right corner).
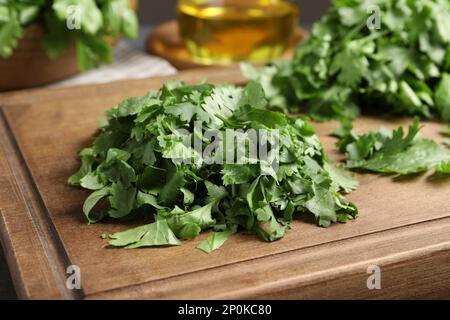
0;67;449;300
147;20;308;69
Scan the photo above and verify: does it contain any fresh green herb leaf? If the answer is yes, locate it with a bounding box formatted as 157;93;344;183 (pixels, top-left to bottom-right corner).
106;220;181;248
196;226;237;253
435;73;450;121
338;119;450;175
0;13;22;57
435;161;450;174
325;163;359;194
53;0;103;35
82;187;109;223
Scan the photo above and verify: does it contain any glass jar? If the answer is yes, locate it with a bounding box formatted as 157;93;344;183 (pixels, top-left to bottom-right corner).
177;0;299;64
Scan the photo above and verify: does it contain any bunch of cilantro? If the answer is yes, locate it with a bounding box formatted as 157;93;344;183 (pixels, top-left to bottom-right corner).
0;0;138;71
244;0;450;121
69;81;358;253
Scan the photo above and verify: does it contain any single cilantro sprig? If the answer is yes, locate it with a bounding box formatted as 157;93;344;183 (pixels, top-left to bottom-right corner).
0;0;138;71
245;0;450;121
69;81;358;253
336;118;450;175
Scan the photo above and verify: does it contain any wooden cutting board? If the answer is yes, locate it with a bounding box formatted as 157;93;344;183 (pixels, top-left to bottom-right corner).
0;67;449;300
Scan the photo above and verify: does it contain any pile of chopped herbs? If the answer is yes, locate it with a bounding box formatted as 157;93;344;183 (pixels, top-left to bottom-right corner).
69;82;358;253
244;0;450;121
334;118;450;175
0;0;138;71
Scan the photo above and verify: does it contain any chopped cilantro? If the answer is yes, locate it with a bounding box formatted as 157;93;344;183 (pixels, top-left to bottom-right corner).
70;82;358;253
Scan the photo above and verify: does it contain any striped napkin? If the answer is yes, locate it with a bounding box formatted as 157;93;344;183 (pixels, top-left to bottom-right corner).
50;40;177;88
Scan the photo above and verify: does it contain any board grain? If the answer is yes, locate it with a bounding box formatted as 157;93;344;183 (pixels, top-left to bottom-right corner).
0;67;449;300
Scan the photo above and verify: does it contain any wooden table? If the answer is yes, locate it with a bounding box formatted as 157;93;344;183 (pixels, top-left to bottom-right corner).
0;67;449;299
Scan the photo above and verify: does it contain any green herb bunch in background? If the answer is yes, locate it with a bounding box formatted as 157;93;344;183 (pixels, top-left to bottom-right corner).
334;118;450;175
0;0;138;71
69;81;358;252
245;0;450;121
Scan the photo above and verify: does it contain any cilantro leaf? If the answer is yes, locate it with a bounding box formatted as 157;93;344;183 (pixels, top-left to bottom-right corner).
360;139;450;175
329;40;370;87
325;163;359;194
254;204;287;241
196;226;237;254
435;73;450;121
82;187;109;223
435;161;450;174
79;172;104;190
0;13;22;57
108;183;136;219
339;118;450;175
53;0;103;35
102;0;138;39
161;203;217;240
42;11;73;59
68;148;95;186
222;164;259;185
106;220;181;248
305;184;338;228
76;33;112;72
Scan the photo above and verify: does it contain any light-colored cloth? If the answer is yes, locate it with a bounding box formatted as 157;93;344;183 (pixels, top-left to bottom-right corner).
50;40;177;88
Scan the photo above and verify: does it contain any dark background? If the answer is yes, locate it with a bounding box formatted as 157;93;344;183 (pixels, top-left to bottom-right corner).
138;0;330;28
0;0;331;300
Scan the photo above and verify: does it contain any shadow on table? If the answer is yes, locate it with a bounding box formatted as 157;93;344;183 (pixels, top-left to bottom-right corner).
0;247;16;300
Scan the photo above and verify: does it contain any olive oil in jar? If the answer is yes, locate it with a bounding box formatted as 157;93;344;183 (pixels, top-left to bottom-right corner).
177;0;299;64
